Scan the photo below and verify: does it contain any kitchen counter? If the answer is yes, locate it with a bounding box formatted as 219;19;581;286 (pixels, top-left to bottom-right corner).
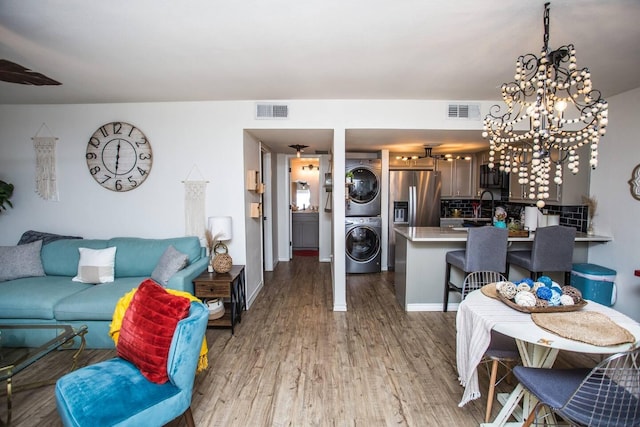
393;226;612;312
395;226;612;243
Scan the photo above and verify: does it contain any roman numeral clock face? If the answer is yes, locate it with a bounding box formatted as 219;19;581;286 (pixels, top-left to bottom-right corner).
86;122;152;191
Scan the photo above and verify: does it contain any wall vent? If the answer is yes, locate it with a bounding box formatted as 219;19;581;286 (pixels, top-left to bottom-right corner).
256;103;289;119
447;103;481;120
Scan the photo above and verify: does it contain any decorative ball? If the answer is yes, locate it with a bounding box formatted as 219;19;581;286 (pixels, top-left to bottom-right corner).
515;291;536;307
561;286;583;303
499;282;518;300
495;281;508;291
517;283;531;292
538;276;553;287
517;278;535;287
549;293;562;306
550;284;563;295
536;286;552;300
535;298;549;308
559;295;575;306
532;282;544;292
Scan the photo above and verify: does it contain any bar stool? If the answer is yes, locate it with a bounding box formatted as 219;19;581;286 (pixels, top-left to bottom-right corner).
443;226;509;312
505;225;576;285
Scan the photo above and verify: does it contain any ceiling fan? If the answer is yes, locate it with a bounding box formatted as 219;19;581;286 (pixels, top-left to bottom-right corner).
0;59;61;85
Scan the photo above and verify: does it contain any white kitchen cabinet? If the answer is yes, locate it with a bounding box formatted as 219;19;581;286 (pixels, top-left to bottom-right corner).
439;159;474;198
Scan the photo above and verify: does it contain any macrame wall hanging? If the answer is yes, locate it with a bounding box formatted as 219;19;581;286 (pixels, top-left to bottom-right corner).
183;165;209;240
32;123;59;201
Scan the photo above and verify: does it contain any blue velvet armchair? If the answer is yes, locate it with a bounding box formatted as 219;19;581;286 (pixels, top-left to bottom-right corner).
55;302;209;427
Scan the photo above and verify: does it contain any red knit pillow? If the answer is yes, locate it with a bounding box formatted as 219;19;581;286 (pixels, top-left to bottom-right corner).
116;279;191;383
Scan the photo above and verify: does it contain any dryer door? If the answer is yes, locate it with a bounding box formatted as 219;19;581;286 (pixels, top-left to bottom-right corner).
348;167;379;204
345;225;380;263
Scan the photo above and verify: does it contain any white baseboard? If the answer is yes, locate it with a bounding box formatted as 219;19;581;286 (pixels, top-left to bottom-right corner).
245;280;264;309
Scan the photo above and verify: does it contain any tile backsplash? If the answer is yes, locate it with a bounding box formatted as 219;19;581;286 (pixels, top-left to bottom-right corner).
441;199;589;232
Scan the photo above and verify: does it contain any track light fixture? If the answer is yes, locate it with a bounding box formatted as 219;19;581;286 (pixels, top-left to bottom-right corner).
395;146;471;162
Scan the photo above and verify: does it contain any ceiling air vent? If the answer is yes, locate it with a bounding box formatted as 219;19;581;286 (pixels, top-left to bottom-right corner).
447;103;481;120
255;103;289;119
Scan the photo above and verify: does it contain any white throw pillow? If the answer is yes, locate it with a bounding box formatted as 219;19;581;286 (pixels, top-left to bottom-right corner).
72;246;117;284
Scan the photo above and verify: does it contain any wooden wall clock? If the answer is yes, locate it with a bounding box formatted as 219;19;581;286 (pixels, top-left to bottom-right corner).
86;121;152;191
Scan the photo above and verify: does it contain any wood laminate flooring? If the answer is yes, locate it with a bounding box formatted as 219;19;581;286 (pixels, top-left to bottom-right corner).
1;256;599;426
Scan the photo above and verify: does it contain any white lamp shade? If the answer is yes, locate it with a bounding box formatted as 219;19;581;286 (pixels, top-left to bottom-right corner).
208;216;232;241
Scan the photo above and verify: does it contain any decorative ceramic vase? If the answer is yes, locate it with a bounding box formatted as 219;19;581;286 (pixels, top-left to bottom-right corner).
494;220;507;229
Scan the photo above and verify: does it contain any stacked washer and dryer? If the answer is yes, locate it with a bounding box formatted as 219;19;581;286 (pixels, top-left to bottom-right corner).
345;156;382;274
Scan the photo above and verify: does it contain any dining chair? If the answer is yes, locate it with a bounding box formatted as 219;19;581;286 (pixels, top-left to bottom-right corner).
513;347;640;427
505;225;576;285
443;226;509;312
462;271;522;423
483;329;520;423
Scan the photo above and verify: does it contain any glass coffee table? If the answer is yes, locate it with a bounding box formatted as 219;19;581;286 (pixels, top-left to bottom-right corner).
0;324;87;426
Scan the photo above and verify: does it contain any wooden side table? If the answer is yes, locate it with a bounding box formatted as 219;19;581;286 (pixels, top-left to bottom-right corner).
193;265;246;334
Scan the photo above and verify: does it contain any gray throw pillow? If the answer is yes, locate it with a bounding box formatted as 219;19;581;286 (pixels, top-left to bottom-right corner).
0;240;45;282
151;245;189;286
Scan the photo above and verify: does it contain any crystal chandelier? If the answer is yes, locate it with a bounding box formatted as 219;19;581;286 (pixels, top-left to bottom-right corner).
482;2;608;208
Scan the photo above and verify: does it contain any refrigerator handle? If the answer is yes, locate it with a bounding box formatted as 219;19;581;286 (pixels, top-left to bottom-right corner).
409;185;416;227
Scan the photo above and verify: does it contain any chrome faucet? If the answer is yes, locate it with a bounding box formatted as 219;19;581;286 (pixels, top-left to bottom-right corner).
480;190;495;219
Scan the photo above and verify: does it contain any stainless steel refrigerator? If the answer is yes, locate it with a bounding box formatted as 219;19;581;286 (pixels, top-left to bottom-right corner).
388;169;441;270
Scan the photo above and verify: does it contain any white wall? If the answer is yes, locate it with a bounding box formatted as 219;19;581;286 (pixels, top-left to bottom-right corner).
588;87;640;321
0;101;248;246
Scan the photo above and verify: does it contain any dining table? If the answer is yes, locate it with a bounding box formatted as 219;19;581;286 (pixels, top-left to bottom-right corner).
456;288;640;427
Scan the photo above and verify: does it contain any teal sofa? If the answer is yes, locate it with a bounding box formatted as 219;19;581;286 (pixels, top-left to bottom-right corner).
0;236;208;348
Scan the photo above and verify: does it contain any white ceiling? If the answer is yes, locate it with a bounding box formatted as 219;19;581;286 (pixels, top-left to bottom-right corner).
2;0;640;153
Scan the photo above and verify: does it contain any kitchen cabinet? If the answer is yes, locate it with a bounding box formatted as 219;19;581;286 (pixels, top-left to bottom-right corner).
439;159;474;198
292;212;319;249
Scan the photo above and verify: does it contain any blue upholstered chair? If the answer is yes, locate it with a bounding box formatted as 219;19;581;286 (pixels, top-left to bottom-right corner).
513;347;640;427
443;226;509;311
506;225;576;286
55;302;209;427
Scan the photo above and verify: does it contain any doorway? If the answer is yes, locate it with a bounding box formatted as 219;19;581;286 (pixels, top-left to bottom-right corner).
290;157;320;256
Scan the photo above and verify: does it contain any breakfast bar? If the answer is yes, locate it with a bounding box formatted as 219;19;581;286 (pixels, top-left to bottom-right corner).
393;226;613;312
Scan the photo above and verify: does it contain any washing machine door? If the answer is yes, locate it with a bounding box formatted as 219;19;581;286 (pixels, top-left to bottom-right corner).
348;167;379;204
346;225;380;262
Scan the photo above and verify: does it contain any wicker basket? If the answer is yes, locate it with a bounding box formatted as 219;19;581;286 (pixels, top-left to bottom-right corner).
212;242;232;273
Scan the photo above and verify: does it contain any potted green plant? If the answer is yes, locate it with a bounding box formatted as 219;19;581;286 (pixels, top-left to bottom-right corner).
345;171;354;184
0;180;14;213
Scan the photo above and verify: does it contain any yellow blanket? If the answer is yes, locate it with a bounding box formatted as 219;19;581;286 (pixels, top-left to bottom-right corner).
109;287;208;373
